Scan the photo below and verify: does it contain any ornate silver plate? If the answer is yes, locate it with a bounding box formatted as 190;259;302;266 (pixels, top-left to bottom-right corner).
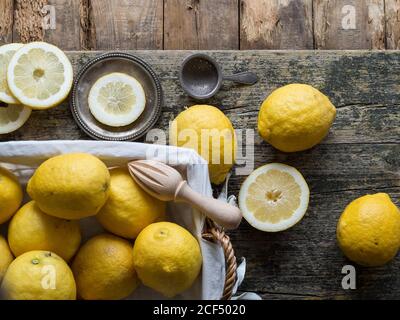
70;52;163;141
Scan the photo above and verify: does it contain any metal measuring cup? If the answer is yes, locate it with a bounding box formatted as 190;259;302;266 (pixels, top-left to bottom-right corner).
179;53;258;100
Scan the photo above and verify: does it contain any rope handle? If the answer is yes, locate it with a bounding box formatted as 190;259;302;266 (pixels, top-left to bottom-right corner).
202;219;237;300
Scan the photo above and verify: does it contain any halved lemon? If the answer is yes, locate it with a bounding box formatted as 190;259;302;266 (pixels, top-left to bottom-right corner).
7;42;73;110
0;104;31;134
0;43;24;104
88;72;146;127
239;163;310;232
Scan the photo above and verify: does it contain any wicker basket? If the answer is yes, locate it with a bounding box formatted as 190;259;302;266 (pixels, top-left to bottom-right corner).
202;219;237;300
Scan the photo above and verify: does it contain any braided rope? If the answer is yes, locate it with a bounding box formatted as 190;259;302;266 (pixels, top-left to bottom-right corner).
202;219;237;300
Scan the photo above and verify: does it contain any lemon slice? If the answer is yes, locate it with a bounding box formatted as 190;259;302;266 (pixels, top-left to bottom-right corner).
0;43;24;104
88;72;146;127
239;163;310;232
0;104;31;134
7;42;73;110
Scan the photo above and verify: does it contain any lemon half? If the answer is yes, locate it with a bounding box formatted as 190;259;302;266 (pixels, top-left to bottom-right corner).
7;42;73;110
0;104;31;134
0;43;24;104
88;73;146;127
239;163;310;232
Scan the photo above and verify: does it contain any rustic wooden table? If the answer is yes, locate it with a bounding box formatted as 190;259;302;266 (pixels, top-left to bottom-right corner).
1;50;399;299
1;1;399;50
1;0;400;300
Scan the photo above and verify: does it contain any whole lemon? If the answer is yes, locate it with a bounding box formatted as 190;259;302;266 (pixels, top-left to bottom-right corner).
258;84;336;152
96;168;166;239
0;250;76;300
133;222;202;298
72;233;139;300
0;235;13;283
170;105;236;185
337;193;400;267
0;167;23;224
27;153;110;220
8;201;81;262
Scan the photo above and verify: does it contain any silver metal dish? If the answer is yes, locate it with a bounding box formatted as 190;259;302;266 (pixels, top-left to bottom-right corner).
70;52;163;141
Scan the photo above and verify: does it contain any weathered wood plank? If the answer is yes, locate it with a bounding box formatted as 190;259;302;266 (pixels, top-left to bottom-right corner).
164;0;239;50
89;0;163;50
240;0;313;49
13;0;47;43
234;188;400;300
44;0;81;50
386;0;400;49
1;51;399;299
13;0;81;49
0;0;14;44
314;0;385;49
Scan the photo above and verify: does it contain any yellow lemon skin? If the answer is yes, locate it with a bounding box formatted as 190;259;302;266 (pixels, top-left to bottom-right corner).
96;168;166;239
72;233;139;300
170;105;236;185
133;222;202;298
258;84;336;152
27;153;110;220
8;201;81;262
0;250;76;300
337;193;400;267
0;167;23;224
0;235;13;283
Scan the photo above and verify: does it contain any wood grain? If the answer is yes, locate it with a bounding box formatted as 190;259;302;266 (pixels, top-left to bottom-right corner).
1;50;400;299
40;0;82;50
314;0;385;49
386;0;400;49
13;0;81;49
0;0;14;44
89;0;163;50
240;0;313;49
164;0;239;49
13;0;47;43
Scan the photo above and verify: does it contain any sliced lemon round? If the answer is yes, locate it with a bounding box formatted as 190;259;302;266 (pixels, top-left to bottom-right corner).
0;104;31;134
88;72;146;127
7;42;73;110
0;43;24;104
239;163;310;232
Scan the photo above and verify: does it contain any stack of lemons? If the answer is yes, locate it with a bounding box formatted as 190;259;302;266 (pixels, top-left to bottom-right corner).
0;153;202;300
0;42;73;134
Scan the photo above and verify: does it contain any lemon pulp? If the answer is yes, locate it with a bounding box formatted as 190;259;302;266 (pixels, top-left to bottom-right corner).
0;43;24;104
246;169;301;223
88;73;146;127
7;42;73;109
239;163;309;232
0;104;31;134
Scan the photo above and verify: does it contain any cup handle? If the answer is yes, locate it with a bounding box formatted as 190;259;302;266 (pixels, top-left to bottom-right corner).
223;72;258;85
